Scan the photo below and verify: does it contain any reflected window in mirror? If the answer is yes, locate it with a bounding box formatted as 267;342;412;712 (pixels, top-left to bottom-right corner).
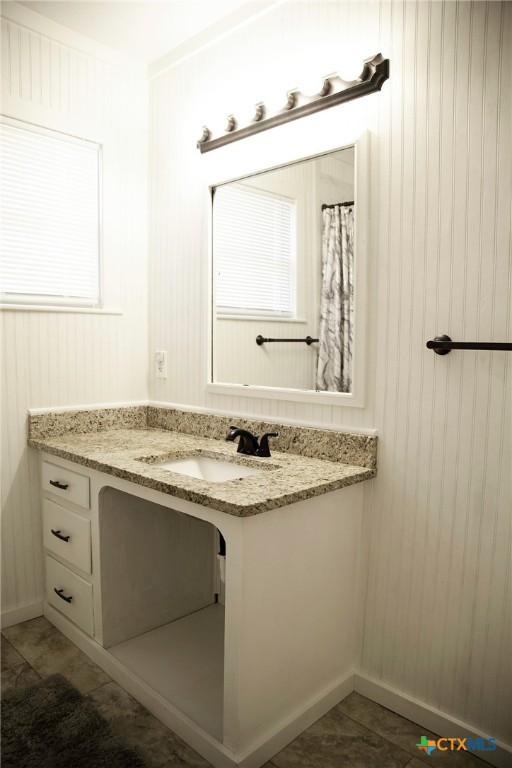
215;184;296;319
211;145;357;396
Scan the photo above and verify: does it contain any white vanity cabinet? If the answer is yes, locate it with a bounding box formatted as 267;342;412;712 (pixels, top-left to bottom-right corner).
45;555;94;636
38;450;365;768
41;460;94;636
43;499;92;573
42;459;90;509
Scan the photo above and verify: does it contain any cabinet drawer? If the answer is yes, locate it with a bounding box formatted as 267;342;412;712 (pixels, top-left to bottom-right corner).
45;556;93;636
42;460;90;509
43;499;91;574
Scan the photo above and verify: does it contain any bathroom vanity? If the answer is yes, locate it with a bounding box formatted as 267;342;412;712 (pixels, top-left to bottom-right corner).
29;405;376;768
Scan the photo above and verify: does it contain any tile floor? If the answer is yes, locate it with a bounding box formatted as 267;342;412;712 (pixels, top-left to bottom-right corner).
1;617;491;768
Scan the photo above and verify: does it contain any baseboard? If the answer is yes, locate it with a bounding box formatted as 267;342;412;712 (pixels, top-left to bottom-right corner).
354;673;512;768
235;671;355;768
1;600;43;629
39;606;511;768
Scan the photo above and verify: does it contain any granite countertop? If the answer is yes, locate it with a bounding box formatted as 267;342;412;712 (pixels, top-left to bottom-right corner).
29;427;375;517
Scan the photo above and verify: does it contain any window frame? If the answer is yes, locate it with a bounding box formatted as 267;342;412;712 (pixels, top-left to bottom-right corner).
0;115;103;310
214;182;297;320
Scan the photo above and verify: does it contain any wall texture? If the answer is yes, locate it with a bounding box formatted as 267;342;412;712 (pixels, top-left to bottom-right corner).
0;5;148;620
149;0;511;744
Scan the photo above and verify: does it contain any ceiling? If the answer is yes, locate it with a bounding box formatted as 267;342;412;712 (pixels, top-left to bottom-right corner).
20;0;271;66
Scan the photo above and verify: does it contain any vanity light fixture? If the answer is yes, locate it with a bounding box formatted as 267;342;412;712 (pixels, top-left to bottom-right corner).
197;53;389;153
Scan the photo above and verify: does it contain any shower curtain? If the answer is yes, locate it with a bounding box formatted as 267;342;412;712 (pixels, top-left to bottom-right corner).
315;204;354;393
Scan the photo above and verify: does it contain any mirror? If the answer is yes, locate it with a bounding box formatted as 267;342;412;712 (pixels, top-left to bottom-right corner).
211;145;358;398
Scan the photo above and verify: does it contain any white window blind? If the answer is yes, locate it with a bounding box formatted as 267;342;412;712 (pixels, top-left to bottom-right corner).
0;119;101;306
214;183;296;317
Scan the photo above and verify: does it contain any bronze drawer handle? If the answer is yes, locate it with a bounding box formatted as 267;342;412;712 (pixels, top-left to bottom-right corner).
49;480;69;490
51;529;70;543
54;588;73;604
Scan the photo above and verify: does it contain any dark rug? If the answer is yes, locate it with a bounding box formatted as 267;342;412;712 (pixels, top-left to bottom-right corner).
1;674;145;768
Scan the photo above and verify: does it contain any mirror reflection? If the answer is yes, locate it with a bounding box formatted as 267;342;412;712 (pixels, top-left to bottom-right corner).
212;146;355;394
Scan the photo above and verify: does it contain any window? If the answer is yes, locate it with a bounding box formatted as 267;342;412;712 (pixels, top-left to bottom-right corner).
0;118;101;307
214;183;296;317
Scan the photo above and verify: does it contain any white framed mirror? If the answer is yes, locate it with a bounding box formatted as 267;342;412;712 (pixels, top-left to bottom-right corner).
207;131;368;407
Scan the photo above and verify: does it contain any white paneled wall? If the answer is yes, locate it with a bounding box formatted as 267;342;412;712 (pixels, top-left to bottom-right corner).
0;5;148;619
149;0;511;744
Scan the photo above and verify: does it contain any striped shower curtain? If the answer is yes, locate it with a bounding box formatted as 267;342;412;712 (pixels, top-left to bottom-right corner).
315;204;354;393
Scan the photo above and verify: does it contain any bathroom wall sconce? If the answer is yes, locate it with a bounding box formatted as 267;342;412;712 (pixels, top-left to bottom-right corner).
197;53;389;153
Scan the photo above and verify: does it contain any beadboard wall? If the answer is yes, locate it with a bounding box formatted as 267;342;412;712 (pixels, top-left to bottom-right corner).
149;0;512;746
0;4;148;622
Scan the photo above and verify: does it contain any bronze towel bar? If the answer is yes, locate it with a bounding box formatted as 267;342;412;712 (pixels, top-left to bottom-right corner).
426;335;512;355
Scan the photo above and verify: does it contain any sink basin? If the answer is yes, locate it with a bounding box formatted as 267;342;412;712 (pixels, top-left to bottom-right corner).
155;455;261;483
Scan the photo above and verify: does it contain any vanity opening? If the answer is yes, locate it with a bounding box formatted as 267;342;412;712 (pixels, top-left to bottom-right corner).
99;487;225;741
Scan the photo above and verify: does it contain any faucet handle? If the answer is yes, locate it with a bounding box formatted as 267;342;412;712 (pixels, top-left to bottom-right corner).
257;432;278;457
226;425;239;441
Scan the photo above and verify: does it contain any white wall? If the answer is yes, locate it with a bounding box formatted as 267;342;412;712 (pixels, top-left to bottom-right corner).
149;0;511;745
0;4;149;620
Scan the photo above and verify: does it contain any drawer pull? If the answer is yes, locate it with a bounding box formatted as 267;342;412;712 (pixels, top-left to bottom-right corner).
50;528;70;543
49;480;69;490
54;587;73;604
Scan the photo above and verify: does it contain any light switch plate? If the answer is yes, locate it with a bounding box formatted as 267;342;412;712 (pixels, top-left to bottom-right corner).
155;350;167;379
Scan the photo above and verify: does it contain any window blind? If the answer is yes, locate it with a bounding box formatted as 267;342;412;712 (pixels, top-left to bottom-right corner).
0;119;101;306
214;183;296;317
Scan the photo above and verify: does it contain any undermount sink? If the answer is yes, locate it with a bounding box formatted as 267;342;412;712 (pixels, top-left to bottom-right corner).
154;455;262;483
